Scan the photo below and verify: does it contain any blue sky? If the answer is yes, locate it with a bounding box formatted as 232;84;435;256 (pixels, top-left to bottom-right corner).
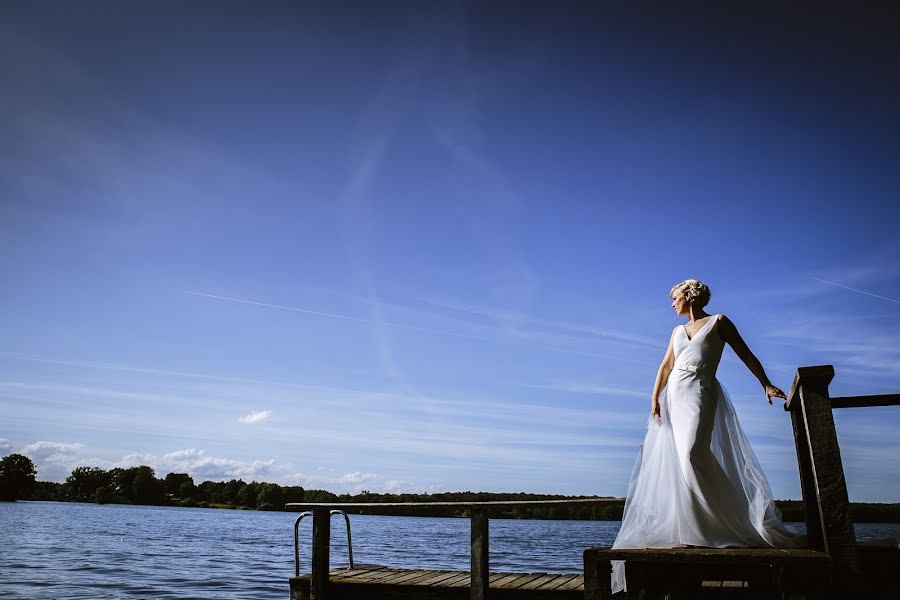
1;2;899;501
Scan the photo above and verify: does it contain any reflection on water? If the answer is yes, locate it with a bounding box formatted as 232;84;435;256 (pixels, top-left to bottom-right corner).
1;501;897;599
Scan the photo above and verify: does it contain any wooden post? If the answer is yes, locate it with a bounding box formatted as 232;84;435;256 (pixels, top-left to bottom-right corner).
790;409;825;550
786;367;826;552
471;508;489;600
311;508;331;600
583;548;612;600
790;366;861;592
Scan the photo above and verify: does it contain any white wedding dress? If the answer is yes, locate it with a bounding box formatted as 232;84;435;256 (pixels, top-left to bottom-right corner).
611;315;798;593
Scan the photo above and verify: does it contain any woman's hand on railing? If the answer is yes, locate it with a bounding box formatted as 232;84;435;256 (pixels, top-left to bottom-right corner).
764;385;786;405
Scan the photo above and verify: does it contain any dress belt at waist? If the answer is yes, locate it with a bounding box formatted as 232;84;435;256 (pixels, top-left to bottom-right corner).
676;363;705;374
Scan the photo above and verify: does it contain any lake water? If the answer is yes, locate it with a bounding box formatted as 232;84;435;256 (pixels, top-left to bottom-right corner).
2;501;899;599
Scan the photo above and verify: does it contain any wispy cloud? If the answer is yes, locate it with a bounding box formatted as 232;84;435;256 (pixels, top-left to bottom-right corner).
238;410;272;424
184;291;492;342
424;297;661;348
808;276;900;305
761;315;900;381
182;291;653;365
526;382;647;399
0;352;371;394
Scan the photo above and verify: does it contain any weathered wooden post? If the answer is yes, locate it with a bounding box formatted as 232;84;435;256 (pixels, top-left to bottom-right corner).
471;507;489;600
583;548;612;600
785;365;861;593
310;508;331;600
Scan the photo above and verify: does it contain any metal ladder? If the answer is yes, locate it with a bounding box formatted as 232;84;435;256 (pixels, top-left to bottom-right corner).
294;510;354;577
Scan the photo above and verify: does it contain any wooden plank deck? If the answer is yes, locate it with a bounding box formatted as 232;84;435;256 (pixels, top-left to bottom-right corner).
290;566;585;600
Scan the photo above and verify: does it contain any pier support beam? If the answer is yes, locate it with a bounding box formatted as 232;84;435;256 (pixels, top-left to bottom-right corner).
311;508;330;600
471;508;489;600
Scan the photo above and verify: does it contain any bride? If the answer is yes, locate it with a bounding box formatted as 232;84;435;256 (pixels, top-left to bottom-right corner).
611;279;799;592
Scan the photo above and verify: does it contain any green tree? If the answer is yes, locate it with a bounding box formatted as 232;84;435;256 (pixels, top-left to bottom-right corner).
256;482;284;510
91;484;115;504
29;480;63;501
164;472;193;496
198;480;223;504
222;479;246;506
178;480;197;500
240;481;260;508
131;466;166;505
283;485;305;505
0;453;37;501
111;467;137;502
64;466;113;502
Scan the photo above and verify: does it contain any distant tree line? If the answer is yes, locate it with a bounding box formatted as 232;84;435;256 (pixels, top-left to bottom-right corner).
4;454;900;523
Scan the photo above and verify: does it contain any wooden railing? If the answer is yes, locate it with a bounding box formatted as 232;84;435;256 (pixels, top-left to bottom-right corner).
285;498;622;600
784;365;900;595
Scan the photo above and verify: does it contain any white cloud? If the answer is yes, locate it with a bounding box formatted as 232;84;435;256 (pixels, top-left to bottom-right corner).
117;448;278;481
21;440;85;460
338;471;377;485
281;469;417;494
238;409;272;424
9;439;86;481
0;438;13;454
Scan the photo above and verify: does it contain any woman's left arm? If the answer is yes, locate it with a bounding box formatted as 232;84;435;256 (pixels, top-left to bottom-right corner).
717;315;787;405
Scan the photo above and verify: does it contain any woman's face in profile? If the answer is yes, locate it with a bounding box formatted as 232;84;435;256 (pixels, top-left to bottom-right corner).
671;292;689;316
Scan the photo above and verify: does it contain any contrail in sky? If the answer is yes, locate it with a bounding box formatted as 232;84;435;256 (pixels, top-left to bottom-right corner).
184;291;491;340
183;291;645;361
185;291;374;323
809;276;900;305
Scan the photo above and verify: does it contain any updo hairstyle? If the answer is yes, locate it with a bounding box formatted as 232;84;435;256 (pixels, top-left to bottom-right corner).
670;279;711;308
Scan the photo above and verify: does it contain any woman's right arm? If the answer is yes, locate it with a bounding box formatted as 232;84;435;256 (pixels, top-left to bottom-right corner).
651;331;676;420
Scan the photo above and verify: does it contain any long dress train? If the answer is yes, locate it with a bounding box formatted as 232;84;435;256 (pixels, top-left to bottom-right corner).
611;315;799;593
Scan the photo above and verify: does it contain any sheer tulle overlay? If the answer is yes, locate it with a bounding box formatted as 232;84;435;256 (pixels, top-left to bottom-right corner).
611;316;799;593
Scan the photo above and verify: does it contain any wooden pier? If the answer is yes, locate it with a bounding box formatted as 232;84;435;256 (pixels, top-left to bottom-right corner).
286;498;616;600
287;365;899;600
290;566;584;599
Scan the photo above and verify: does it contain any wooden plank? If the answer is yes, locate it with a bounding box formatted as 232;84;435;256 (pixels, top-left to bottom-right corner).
517;573;561;590
507;573;551;590
488;572;529;587
556;575;585;591
470;509;488;600
514;573;556;590
831;393;900;408
328;567;391;581
393;570;454;586
310;508;330;600
374;569;433;585
329;567;387;582
414;570;466;586
339;568;405;583
535;573;580;590
368;571;421;585
434;572;471;587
